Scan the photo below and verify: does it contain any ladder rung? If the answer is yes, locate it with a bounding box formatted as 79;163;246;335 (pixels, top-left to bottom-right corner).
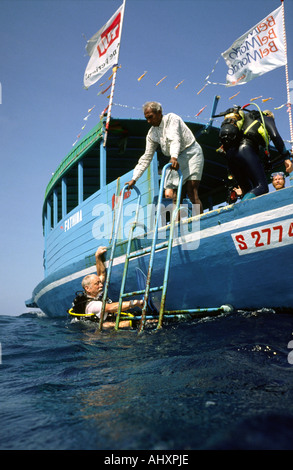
127;241;168;260
121;286;163;298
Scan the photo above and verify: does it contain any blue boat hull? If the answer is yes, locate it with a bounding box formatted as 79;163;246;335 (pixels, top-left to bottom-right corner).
28;184;293;317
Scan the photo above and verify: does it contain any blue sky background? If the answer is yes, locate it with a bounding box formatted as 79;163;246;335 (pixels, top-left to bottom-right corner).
1;0;292;315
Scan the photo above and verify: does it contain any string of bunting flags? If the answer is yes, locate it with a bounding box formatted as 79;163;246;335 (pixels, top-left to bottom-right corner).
72;65;289;146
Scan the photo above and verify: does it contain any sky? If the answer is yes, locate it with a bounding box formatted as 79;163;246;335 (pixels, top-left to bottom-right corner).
0;0;292;316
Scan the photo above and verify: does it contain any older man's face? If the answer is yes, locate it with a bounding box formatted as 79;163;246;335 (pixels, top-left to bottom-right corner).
86;275;104;297
144;107;162;127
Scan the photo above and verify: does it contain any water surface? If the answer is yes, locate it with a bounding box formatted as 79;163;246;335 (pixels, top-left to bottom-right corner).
1;309;293;450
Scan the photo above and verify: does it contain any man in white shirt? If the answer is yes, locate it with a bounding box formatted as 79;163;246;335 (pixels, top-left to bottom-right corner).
126;101;204;213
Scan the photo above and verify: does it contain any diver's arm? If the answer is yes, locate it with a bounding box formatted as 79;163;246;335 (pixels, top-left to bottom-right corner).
265;116;290;158
95;246;107;282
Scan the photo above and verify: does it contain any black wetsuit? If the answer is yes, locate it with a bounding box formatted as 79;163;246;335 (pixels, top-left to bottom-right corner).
226;139;268;199
225;115;290;200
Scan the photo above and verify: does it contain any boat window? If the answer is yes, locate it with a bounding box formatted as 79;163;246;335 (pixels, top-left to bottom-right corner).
46;192;53;231
66;165;79;213
83;150;100;200
55;182;62;223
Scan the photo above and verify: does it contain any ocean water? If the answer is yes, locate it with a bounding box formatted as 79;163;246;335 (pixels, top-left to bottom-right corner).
1;309;293;452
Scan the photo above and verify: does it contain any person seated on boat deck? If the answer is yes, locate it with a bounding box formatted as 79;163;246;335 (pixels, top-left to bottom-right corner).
125;101;204;213
271;171;286;191
231;171;286;199
81;246;143;320
221;108;292;201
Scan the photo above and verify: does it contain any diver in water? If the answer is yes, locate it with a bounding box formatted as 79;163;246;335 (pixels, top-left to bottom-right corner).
69;246;143;323
216;107;293;201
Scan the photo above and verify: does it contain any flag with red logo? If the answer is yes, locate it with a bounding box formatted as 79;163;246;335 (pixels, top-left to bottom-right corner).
222;5;287;86
84;4;124;88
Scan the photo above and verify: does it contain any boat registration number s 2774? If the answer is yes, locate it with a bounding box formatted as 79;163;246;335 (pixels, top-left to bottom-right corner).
231;218;293;255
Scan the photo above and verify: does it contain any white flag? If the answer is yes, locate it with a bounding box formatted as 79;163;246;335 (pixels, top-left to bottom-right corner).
222;6;287;86
84;4;124;88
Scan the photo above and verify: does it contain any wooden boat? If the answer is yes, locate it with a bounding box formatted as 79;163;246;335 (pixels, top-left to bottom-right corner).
25;99;293;325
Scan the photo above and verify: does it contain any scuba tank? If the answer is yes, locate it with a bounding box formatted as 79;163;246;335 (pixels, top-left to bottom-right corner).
214;106;244;151
241;109;269;148
71;291;88;313
214;104;269;154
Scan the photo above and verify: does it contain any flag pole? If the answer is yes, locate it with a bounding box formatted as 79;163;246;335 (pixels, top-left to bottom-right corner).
103;0;126;147
281;0;293;153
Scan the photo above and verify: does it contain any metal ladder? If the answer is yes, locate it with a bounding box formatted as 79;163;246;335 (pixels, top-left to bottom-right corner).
98;184;142;331
114;163;184;332
138;163;184;332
